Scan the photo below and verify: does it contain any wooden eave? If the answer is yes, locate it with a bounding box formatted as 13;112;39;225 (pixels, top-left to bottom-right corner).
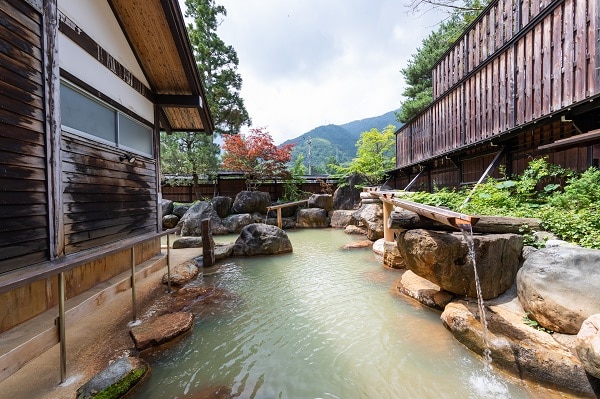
108;0;213;134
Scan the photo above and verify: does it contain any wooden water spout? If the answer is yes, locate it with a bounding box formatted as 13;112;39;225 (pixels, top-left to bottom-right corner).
364;188;479;241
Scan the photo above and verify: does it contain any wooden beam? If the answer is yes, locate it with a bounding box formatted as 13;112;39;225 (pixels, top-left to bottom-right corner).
538;129;600;150
156;94;203;108
43;0;63;258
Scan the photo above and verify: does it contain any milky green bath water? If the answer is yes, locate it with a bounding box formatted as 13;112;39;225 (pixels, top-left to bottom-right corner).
133;229;545;399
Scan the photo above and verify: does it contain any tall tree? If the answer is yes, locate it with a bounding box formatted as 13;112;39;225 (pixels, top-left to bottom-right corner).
161;131;220;199
331;125;396;186
184;0;251;135
397;0;488;123
221;127;295;190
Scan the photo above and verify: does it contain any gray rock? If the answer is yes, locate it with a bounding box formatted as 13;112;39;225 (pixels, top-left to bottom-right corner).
162;260;200;286
308;194;333;211
397;229;523;299
345;225;366;235
162;214;179;229
395;270;453;310
264;216;296;229
332;174;364;210
172;204;190;218
76;357;148;399
161;199;174;216
211;196;233;218
441;299;598;397
222;213;254;233
130;312;194;351
232;223;293;256
353;203;384;241
214;243;234;260
576;314;600;379
172;236;203;249
179;201;227;236
231;191;271;214
296;208;329;228
517;247;600;334
330;210;356;229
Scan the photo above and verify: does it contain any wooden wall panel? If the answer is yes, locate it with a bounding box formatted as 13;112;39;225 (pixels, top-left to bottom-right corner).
0;0;48;274
61;134;157;254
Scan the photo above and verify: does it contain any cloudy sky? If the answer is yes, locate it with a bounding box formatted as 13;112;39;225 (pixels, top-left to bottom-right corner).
185;1;450;144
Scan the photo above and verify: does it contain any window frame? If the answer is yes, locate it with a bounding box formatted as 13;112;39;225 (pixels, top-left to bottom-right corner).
60;80;154;158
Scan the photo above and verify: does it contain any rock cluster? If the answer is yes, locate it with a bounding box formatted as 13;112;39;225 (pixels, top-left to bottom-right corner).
391;215;600;397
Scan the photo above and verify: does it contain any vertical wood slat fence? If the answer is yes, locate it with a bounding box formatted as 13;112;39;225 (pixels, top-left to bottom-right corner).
397;0;599;170
161;177;338;203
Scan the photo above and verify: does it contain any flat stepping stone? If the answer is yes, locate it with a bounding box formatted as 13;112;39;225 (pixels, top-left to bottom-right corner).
76;357;148;399
130;312;194;350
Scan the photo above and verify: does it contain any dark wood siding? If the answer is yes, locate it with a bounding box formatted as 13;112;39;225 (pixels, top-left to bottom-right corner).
62;133;157;254
0;0;49;274
397;0;599;171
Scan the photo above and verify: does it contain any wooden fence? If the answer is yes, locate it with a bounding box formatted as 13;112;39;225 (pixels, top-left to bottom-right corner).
161;176;338;203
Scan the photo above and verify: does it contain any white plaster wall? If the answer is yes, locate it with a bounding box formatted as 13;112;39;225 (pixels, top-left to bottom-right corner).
57;0;153;122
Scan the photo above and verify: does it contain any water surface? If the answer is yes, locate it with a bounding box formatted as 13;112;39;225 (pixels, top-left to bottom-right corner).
135;229;542;399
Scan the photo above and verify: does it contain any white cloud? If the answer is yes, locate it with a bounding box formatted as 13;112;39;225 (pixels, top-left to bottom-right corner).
193;0;449;143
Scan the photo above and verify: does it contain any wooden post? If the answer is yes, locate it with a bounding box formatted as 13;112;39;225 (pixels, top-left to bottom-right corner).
382;199;395;242
166;233;172;292
131;247;137;321
58;272;66;383
201;219;215;267
276;208;282;229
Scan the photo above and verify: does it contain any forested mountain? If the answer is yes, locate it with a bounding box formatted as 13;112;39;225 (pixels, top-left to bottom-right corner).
282;110;401;174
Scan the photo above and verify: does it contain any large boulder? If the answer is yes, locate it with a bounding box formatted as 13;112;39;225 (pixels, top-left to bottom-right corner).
161;199;174;216
517;247;600;334
172;204;190;218
222;213;254;233
330;210;356;229
296;208;329;228
353;203;384;241
76;357;148;399
231;191;271;214
441;298;598;397
232;223;293;256
308;194;333;211
397;229;522;299
576;314;600;379
211;196;233;218
179;201;227;235
130;312;194;351
332;174;364;210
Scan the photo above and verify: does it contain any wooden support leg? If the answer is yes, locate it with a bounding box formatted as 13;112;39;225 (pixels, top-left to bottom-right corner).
58;272;66;383
131;247;137;321
277;208;282;229
383;200;394;242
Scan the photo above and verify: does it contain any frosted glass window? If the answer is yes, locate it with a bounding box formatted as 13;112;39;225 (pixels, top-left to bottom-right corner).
119;114;153;156
60;83;116;143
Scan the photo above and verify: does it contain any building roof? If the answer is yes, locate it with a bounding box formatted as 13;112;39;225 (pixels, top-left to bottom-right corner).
108;0;213;134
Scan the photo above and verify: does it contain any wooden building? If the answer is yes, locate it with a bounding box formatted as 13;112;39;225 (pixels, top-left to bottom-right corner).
0;0;213;382
391;0;600;190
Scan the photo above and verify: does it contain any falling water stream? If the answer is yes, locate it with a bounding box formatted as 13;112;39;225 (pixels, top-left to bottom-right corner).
132;229;553;399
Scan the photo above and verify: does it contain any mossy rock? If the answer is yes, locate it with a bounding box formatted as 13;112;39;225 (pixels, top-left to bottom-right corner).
76;357;148;399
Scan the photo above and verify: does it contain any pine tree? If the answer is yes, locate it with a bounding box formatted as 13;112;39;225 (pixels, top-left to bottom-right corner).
397;0;488;123
184;0;251;135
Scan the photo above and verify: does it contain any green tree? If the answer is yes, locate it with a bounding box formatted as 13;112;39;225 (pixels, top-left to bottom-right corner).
332;125;396;186
184;0;251;135
397;0;488;123
160;131;220;199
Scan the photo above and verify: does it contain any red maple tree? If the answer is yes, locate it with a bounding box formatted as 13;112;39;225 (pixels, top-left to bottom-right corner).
221;127;294;190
